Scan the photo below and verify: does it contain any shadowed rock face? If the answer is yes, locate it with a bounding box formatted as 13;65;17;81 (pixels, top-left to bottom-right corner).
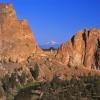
0;3;99;81
95;41;100;69
0;3;100;100
0;4;40;62
56;28;100;69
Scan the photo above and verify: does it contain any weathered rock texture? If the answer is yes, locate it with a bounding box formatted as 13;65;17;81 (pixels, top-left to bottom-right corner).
0;3;100;100
56;28;100;69
0;4;39;62
0;3;99;82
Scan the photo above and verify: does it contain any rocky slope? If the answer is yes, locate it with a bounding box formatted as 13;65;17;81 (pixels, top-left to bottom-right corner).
0;3;100;100
0;4;40;63
56;28;100;70
0;3;99;80
0;3;99;83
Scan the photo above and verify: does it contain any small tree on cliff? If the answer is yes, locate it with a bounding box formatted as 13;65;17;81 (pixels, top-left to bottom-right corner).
30;63;39;80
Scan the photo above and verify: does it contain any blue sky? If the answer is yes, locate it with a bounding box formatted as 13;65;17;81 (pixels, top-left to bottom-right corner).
1;0;100;45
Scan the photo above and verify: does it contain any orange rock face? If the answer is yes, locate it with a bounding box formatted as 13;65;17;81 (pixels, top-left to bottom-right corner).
0;4;40;62
84;28;100;69
0;3;99;83
56;28;100;69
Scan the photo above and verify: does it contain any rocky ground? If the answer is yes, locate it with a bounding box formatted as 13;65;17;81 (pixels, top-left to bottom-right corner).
0;3;100;100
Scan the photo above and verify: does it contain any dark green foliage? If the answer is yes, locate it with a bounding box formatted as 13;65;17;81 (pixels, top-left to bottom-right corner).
94;79;100;95
18;72;27;85
9;72;18;89
30;63;39;80
40;76;100;100
0;83;5;98
1;74;100;100
1;71;28;100
2;74;10;92
39;75;100;100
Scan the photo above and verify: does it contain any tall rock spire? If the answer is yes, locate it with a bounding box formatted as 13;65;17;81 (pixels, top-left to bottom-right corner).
0;3;40;62
56;28;100;70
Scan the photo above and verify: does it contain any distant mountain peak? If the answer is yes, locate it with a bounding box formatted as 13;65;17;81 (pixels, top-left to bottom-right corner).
46;40;57;45
39;40;60;49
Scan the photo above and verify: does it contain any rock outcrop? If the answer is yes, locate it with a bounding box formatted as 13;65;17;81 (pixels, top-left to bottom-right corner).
56;28;100;69
0;4;40;62
0;3;100;100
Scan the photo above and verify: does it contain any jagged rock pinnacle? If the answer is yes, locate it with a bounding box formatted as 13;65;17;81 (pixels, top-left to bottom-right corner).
0;3;40;62
56;28;100;70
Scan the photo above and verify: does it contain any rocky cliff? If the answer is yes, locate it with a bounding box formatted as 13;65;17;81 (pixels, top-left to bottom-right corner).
0;3;99;82
56;28;100;70
0;4;40;63
0;3;100;100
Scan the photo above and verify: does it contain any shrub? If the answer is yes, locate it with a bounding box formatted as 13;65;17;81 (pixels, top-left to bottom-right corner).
30;63;39;80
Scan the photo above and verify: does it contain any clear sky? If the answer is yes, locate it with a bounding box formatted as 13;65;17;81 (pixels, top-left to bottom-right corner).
0;0;100;45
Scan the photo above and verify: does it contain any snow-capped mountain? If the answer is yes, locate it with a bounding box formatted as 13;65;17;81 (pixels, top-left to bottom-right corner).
39;41;60;49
